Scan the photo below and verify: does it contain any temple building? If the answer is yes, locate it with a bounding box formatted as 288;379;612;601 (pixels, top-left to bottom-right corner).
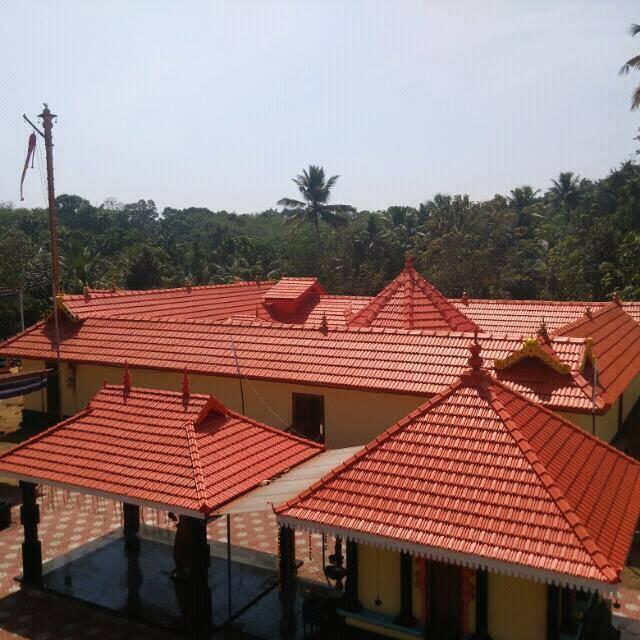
276;341;640;640
1;258;639;447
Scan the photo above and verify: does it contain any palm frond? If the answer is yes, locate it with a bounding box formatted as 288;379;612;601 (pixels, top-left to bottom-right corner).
632;84;640;111
620;54;640;75
324;204;356;214
319;209;348;228
325;175;340;191
630;24;640;37
277;197;305;208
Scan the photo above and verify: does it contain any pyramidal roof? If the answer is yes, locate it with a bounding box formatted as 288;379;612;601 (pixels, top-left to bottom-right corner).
277;341;640;589
0;383;323;517
347;257;479;331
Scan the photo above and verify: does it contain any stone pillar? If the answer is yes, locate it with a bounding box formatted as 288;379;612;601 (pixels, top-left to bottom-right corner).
394;552;417;627
188;516;212;638
475;569;489;637
279;525;297;639
123;503;140;553
342;539;362;612
20;481;42;585
547;585;560;640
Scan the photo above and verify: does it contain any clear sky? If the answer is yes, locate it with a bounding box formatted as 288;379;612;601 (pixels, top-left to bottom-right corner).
2;1;639;213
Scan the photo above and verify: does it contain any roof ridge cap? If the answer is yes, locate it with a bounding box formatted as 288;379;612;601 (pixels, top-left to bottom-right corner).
488;390;619;583
551;301;623;338
347;274;405;326
184;420;210;515
276;380;466;514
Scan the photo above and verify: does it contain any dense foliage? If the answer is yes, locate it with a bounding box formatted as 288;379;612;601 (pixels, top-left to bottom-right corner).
1;161;640;340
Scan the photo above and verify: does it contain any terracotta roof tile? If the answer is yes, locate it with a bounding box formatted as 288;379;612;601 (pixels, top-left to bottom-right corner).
0;385;322;515
277;361;640;586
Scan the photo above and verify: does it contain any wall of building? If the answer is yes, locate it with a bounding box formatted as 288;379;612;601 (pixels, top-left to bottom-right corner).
19;359;424;449
559;404;619;443
623;372;640;422
487;573;546;640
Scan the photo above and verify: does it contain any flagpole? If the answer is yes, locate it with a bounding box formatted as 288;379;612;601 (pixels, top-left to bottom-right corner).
24;105;63;420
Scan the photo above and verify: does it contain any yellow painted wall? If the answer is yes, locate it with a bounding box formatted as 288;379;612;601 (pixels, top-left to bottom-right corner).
488;573;546;640
623;372;640;422
559;404;619;443
19;359;424;448
358;544;401;616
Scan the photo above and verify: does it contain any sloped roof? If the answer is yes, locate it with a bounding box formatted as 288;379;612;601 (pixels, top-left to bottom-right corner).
0;317;602;412
553;302;640;405
0;385;322;517
347;258;478;332
451;298;640;335
264;277;325;301
277;347;640;589
62;281;274;322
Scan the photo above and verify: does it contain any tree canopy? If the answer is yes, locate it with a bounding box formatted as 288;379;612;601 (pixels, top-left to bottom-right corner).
1;162;640;340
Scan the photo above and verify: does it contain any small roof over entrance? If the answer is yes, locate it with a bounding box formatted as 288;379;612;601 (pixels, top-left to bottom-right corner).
0;383;323;518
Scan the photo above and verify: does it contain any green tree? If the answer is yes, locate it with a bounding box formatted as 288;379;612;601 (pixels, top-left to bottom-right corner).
277;165;355;239
125;245;164;289
620;24;640;109
549;172;582;219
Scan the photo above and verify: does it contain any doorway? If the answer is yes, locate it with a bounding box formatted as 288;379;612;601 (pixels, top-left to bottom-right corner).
291;393;324;442
427;560;462;640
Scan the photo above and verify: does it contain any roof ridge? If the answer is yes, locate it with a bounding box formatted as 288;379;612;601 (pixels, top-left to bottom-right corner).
275;379;466;514
551;301;624;338
184;420;211;515
0;318;48;349
487;389;619;583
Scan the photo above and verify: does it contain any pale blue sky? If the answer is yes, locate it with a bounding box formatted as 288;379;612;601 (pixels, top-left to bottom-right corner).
2;1;639;213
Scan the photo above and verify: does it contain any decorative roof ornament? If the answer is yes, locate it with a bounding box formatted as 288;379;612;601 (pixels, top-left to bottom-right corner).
182;368;190;402
122;361;131;394
537;317;549;341
585;305;593;319
404;254;414;269
612;291;622;306
579;337;595;374
468;333;483;371
83;286;91;302
461;290;469;306
319;313;329;335
494;337;571;374
110;282;117;293
185;280;192;293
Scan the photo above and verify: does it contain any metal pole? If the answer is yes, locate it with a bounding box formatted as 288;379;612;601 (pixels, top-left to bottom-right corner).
227;513;232;619
38;104;63;420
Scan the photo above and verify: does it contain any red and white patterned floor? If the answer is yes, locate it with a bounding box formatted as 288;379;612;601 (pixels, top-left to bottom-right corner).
0;486;639;639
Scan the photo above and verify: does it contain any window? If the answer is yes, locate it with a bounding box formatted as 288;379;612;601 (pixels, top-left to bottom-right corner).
292;393;325;442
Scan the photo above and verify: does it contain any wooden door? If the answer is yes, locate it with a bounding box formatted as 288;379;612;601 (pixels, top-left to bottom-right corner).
427;560;462;640
292;393;325;441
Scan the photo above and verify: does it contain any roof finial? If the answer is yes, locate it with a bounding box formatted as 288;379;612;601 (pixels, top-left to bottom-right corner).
111;282;117;293
83;285;91;302
404;253;414;269
612;290;621;305
122;361;131;394
537;317;549;341
319;312;329;334
467;332;483;372
461;290;469;306
182;368;190;402
185;279;192;293
584;305;593;319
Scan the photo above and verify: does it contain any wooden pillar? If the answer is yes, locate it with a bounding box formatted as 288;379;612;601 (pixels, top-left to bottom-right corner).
475;569;489;637
394;552;417;627
20;481;42;585
123;503;140;553
187;516;212;638
547;585;560;640
342;539;362;612
618;396;624;435
279;525;297;639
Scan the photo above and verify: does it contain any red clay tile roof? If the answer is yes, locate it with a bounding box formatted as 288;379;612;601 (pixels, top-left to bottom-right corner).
552;303;640;406
348;258;479;332
0;317;606;413
0;385;322;516
264;277;325;301
451;298;640;335
277;355;640;588
62;281;275;322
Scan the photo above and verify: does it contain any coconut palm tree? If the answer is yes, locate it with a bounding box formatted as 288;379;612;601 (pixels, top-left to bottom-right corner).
549;172;581;219
508;186;540;226
277;165;355;239
620;24;640;110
